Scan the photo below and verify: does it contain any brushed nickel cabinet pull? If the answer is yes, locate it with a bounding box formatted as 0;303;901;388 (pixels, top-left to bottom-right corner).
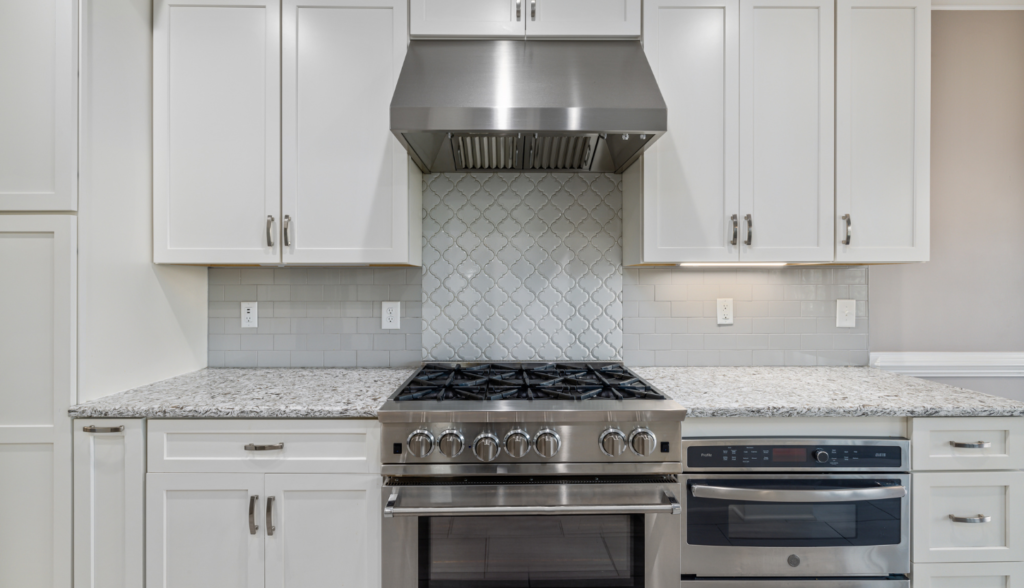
531;0;536;19
516;0;521;20
842;214;852;245
949;514;992;524
266;215;275;248
244;443;284;451
730;214;738;246
283;215;291;247
744;214;753;246
249;495;259;534
950;440;991;449
82;425;125;433
266;496;276;536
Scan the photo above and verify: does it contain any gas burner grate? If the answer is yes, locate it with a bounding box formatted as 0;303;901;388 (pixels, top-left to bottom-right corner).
393;363;666;402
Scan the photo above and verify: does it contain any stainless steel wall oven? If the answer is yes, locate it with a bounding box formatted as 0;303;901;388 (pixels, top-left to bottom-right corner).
680;438;912;588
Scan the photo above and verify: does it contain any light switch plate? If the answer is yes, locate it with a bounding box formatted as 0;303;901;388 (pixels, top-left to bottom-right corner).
836;299;856;328
382;301;400;330
241;302;258;328
717;298;734;325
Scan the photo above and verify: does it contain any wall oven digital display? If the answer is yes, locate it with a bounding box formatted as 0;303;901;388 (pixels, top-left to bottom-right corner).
772;447;806;462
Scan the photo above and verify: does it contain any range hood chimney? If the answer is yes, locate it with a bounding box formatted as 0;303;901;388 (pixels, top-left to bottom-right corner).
390;40;667;174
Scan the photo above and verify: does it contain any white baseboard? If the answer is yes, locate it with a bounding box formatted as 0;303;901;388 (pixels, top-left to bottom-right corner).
870;352;1024;377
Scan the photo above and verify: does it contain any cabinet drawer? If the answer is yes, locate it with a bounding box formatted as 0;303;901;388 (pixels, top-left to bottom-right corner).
912;417;1024;471
147;420;380;474
913;472;1024;563
913;562;1024;588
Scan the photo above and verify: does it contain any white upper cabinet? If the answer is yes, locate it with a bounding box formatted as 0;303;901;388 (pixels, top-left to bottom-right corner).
738;0;834;263
527;0;641;37
625;0;740;265
282;0;420;265
835;0;930;263
411;0;525;37
410;0;640;38
154;0;281;265
0;0;77;211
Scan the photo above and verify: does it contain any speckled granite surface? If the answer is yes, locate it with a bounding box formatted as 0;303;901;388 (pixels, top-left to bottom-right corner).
69;366;1024;419
634;367;1024;418
68;369;415;418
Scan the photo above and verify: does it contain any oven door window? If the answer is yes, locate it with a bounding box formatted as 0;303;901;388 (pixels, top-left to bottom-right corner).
687;479;903;547
418;514;645;587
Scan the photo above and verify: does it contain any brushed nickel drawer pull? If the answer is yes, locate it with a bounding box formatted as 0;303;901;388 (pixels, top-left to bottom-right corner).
266;215;275;247
516;0;521;20
950;441;991;449
82;425;124;433
245;443;284;451
841;214;852;245
730;214;738;246
249;495;259;534
744;214;753;246
950;514;992;524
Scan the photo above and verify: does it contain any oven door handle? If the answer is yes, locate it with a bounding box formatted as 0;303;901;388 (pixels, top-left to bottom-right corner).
383;489;681;517
690;484;907;503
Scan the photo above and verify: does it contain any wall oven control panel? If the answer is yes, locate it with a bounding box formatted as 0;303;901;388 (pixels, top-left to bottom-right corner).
682;438;910;471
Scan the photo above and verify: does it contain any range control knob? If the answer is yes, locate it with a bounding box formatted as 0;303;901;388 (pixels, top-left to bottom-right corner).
407;430;435;458
437;430;465;458
534;429;561;458
504;430;531;459
629;428;657;456
600;429;627;457
814;450;831;463
473;433;501;462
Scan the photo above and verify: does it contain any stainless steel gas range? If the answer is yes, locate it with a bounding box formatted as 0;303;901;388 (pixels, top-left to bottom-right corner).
377;362;687;588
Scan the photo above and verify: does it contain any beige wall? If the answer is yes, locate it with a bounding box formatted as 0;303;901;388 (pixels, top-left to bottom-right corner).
870;12;1024;357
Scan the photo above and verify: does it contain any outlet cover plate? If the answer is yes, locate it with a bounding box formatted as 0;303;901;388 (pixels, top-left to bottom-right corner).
382;301;400;330
717;298;734;325
241;302;258;328
836;299;856;328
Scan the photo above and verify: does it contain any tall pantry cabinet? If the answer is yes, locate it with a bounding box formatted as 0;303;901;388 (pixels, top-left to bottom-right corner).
154;0;420;266
0;1;78;586
625;0;930;265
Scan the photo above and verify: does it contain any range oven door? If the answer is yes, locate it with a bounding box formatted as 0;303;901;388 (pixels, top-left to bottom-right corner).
381;476;682;588
682;474;910;577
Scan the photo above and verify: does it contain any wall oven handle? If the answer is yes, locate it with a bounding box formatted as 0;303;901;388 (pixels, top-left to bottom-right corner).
383;489;681;518
690;484;906;503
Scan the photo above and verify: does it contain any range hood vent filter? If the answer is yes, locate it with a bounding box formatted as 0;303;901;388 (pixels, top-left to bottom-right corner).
452;133;600;172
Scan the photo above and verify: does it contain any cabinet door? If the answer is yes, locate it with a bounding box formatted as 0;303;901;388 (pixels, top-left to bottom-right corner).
835;0;929;262
913;471;1024;564
527;0;641;37
73;420;145;588
625;0;739;264
265;474;381;588
738;0;834;262
153;0;281;264
0;215;74;588
0;0;77;211
282;0;420;265
410;0;526;37
913;562;1024;588
147;473;265;588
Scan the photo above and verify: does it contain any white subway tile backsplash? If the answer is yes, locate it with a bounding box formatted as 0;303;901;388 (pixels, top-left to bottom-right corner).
209;267;422;368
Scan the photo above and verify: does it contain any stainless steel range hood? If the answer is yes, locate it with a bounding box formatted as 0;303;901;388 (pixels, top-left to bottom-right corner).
390;40;667;174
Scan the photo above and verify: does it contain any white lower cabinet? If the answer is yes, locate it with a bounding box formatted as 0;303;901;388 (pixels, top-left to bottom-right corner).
913;471;1024;564
913;562;1024;588
73;420;145;588
265;475;381;588
147;471;383;588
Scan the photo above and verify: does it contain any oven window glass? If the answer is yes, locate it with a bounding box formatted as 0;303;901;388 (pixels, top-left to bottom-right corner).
418;514;645;587
687;479;903;547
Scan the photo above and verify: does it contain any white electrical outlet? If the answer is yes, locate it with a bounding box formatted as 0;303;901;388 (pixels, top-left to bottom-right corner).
382;301;400;330
836;299;856;328
717;298;734;325
241;302;258;328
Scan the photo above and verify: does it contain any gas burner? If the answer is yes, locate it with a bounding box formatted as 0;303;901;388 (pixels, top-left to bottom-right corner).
393;362;666;402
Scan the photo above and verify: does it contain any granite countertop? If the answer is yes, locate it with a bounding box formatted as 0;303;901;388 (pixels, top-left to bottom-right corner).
634;366;1024;418
69;366;1024;420
68;368;415;418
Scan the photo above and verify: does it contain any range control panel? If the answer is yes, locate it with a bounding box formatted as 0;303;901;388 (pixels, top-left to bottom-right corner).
685;440;907;470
